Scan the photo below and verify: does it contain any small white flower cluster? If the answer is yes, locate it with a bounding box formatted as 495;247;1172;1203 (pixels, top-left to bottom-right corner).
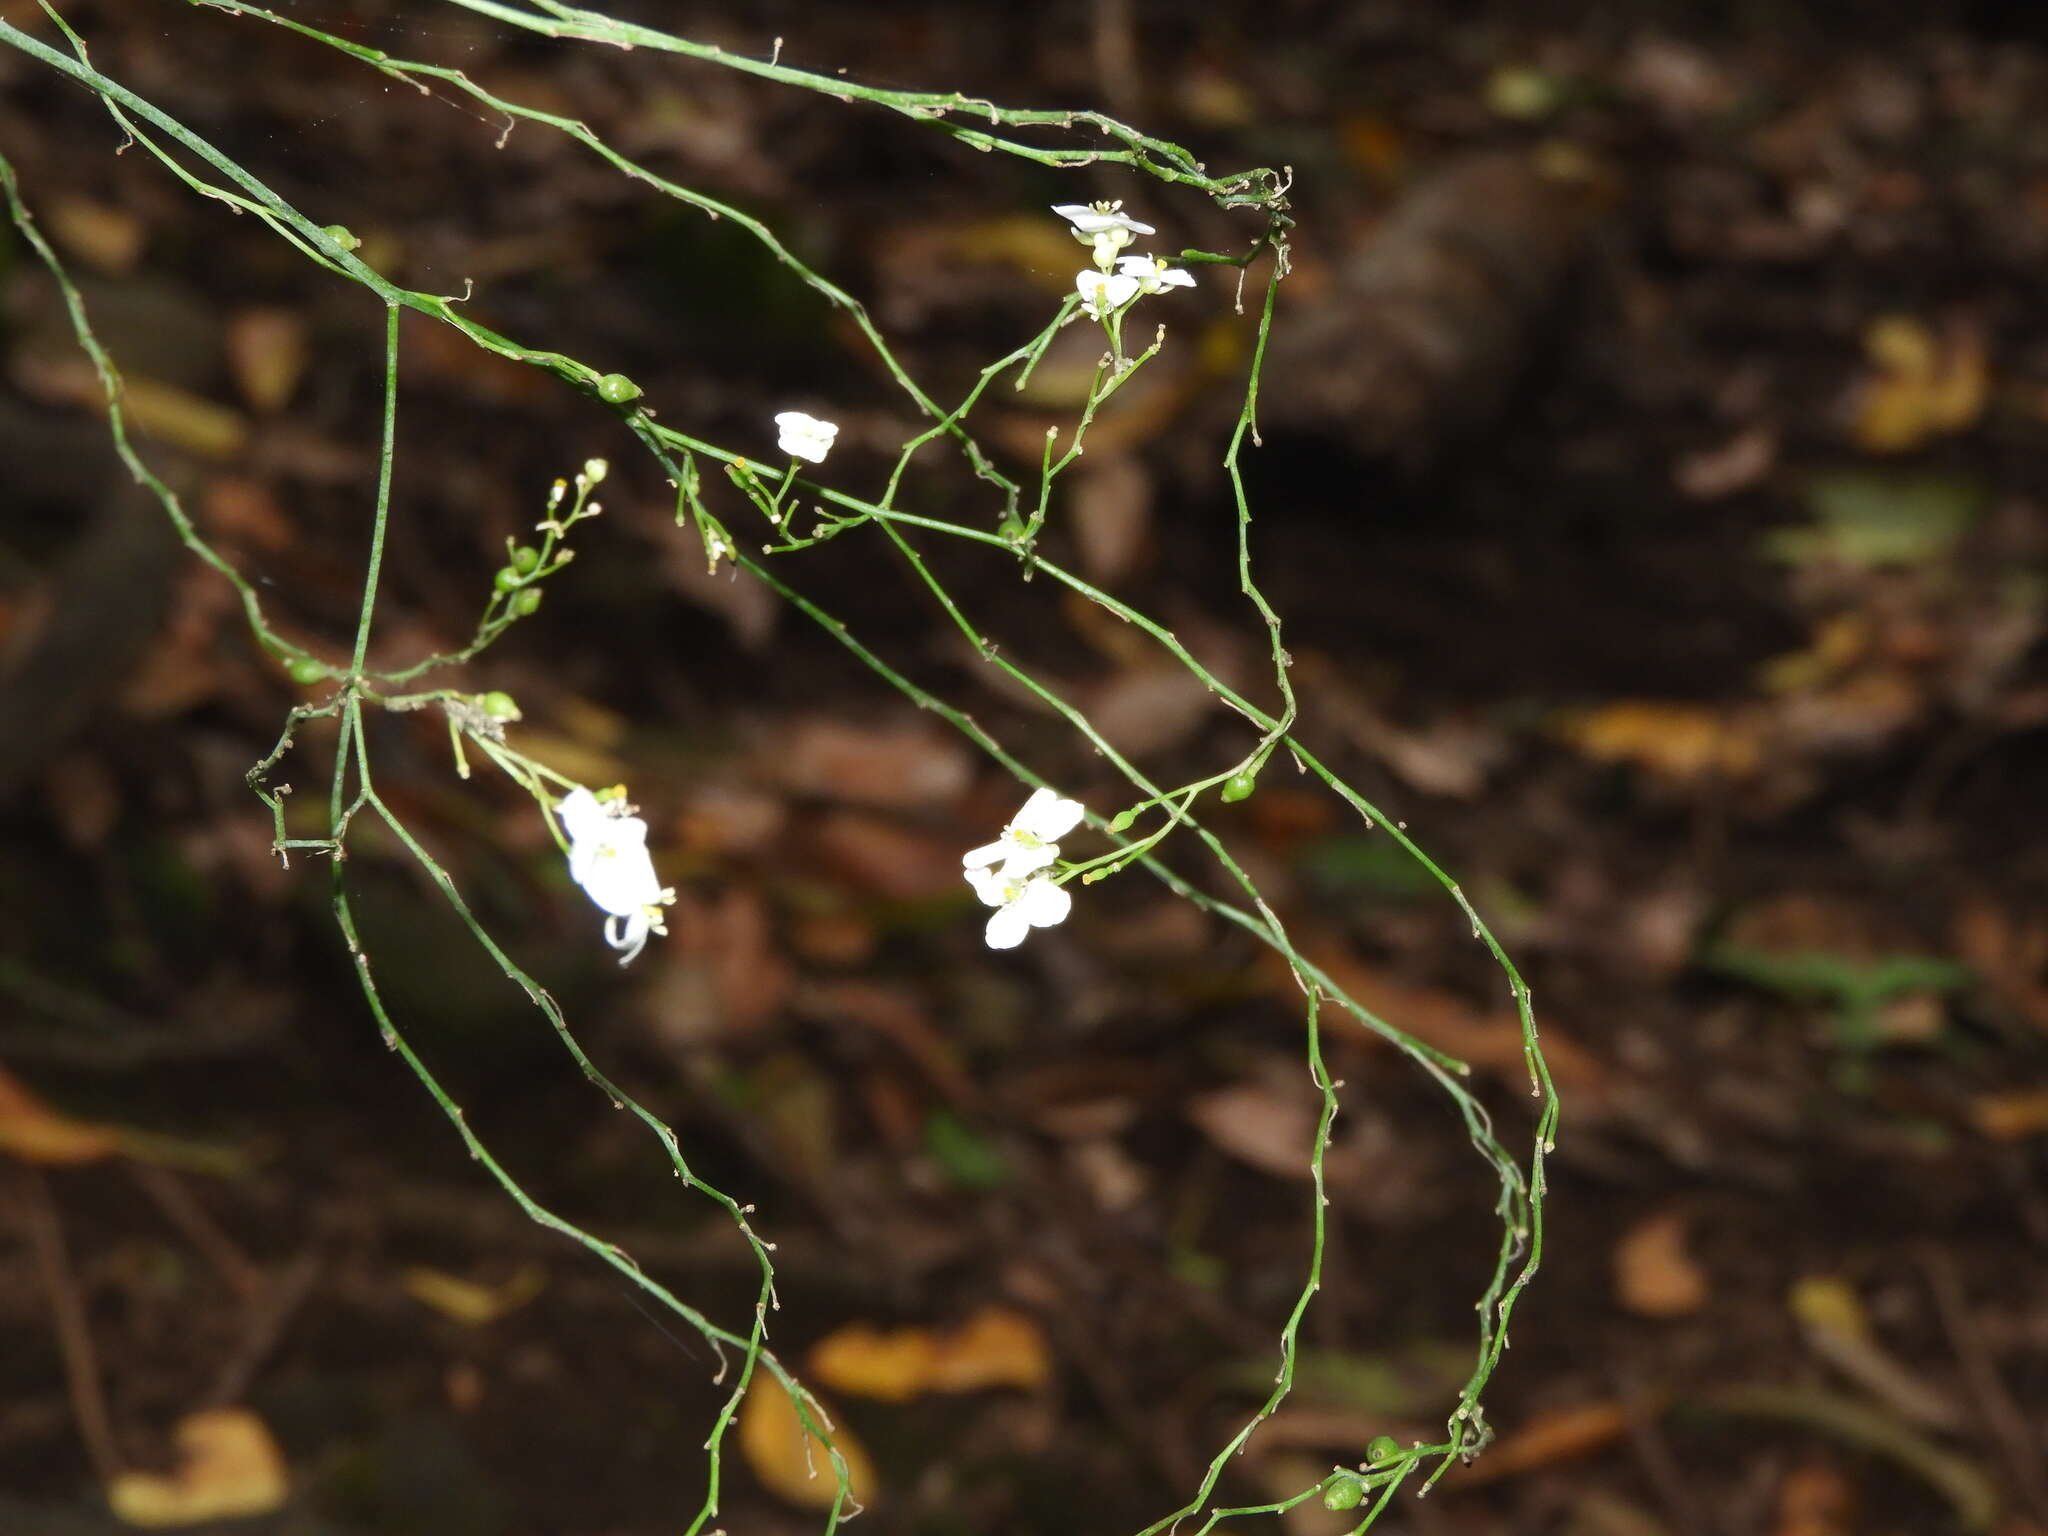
557;786;675;965
962;787;1085;949
1053;202;1196;321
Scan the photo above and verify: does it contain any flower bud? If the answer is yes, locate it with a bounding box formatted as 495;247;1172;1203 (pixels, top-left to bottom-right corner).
582;458;608;485
1322;1475;1364;1512
597;373;642;404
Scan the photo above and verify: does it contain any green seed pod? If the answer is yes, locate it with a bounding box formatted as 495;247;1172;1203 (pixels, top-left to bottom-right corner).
284;656;326;685
320;224;360;252
493;566;524;594
1221;771;1257;803
510;588;543;617
1108;807;1138;833
1322;1475;1365;1512
478;691;521;722
596;372;642;404
510;545;541;575
1365;1435;1401;1466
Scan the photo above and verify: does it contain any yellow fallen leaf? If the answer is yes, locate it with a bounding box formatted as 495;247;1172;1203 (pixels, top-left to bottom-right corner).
226;307;310;414
118;375;249;461
46;196;146;275
808;1306;1051;1404
1854;314;1989;454
1788;1275;1869;1344
107;1408;288;1527
808;1324;937;1405
922;1307;1051;1395
737;1382;878;1511
0;1063;122;1165
1613;1210;1708;1318
1559;701;1761;782
401;1264;544;1326
1970;1089;2048;1140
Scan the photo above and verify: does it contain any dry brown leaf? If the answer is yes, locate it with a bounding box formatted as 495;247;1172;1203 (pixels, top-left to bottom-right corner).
1081;664;1219;760
737;1382;879;1511
107;1408;288;1527
1613;1210;1708;1318
225;307;310;414
1775;1458;1856;1536
1451;1400;1632;1486
201;476;294;553
1186;1081;1318;1183
401;1264;545;1327
808;1306;1051;1405
922;1307;1051;1394
26;356;251;460
810;812;963;902
0;1063;123;1165
1969;1089;2048;1141
1676;424;1777;500
808;1325;937;1405
1070;452;1154;586
1953;896;2048;1035
1854;314;1989;454
1299;942;1610;1107
795;980;975;1106
759;716;971;809
1558;700;1762;782
46;196;146;274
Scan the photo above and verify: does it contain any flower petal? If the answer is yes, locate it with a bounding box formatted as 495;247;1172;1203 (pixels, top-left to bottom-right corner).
1052;204;1154;236
1016;787;1086;842
984;901;1032;949
557;787;608;843
605;909;651;966
962;839;1010;871
994;842;1058;880
1013;878;1072;931
964;865;1012;907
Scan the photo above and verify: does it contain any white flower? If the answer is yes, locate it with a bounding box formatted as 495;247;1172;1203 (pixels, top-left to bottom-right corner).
1053;201;1155;268
1052;202;1156;238
965;865;1073;950
1116;254;1197;295
557;787;674;965
964;786;1087;879
774;411;839;465
1076;268;1141;320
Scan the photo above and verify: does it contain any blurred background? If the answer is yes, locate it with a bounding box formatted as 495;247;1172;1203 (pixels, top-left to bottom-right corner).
2;1;2046;1532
